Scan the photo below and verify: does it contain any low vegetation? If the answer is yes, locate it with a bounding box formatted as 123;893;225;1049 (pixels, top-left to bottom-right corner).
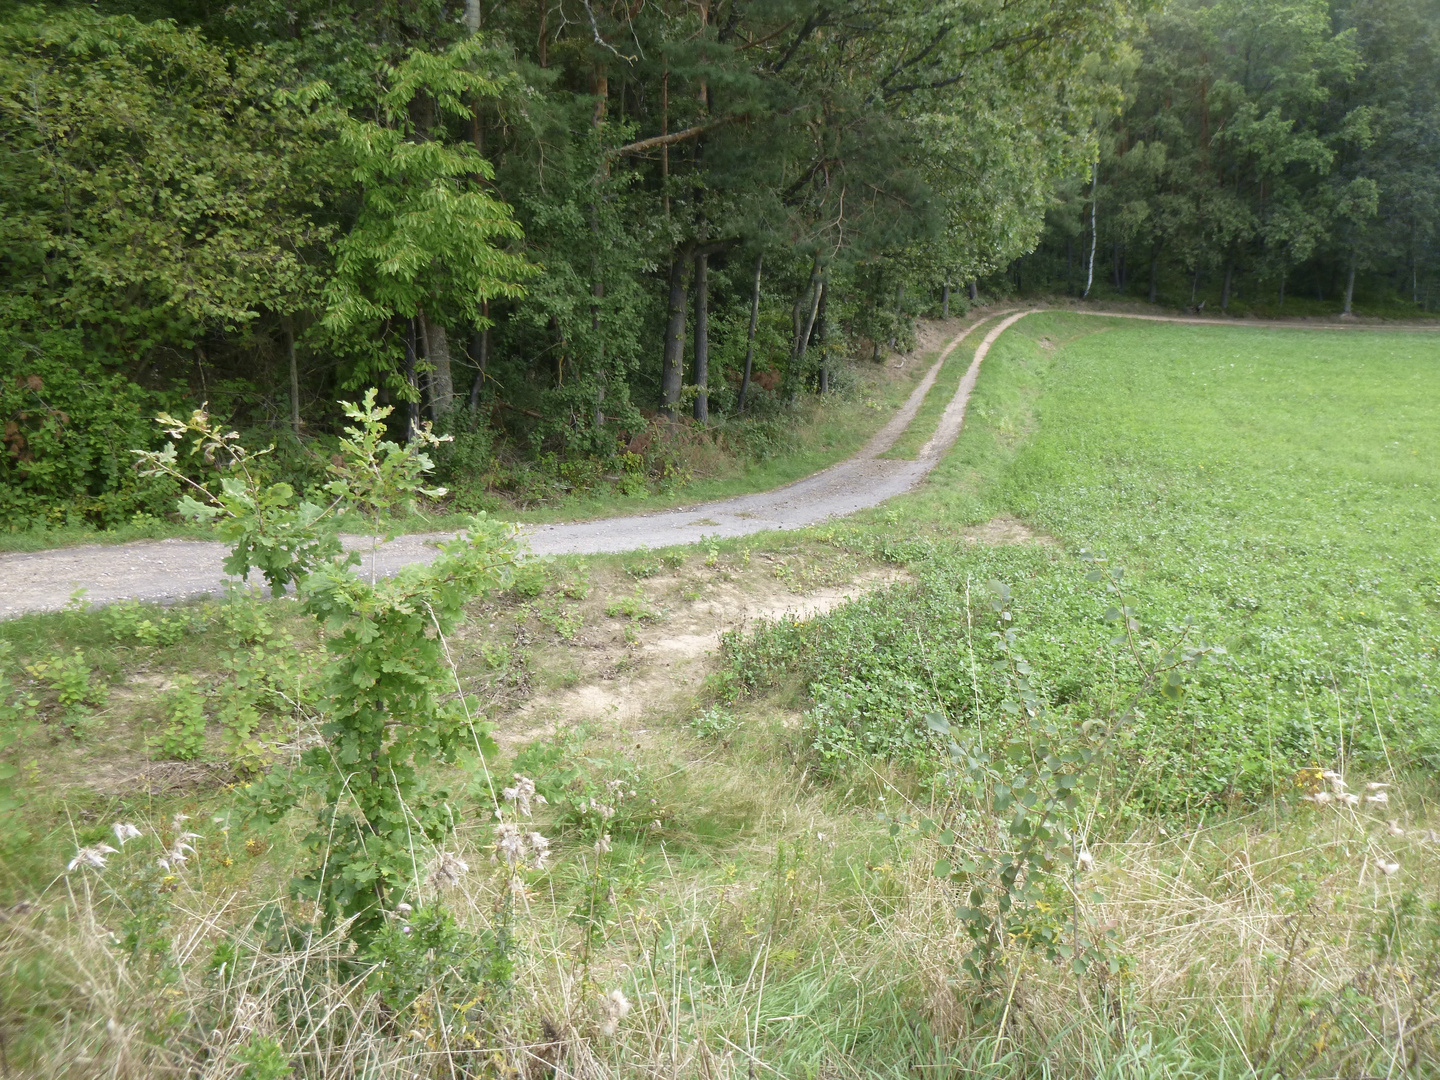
2;315;1439;1077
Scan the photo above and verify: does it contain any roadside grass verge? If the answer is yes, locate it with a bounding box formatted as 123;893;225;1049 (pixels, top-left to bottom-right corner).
0;330;954;554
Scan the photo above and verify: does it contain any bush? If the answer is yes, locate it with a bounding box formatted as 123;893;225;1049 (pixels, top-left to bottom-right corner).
0;329;178;528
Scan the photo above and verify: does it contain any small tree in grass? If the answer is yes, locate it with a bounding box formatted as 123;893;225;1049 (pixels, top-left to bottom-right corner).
139;395;520;941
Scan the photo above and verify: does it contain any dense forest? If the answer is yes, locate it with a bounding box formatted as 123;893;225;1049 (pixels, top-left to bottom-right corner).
0;0;1435;529
1010;0;1440;312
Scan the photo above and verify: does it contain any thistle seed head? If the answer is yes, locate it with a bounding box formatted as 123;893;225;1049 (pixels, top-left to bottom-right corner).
427;851;470;890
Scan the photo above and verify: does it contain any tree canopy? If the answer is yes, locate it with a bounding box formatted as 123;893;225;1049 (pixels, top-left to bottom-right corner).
1009;0;1440;313
8;0;1432;527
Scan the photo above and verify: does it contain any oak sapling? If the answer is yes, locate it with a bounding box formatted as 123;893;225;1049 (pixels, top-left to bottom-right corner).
135;409;352;595
137;395;520;942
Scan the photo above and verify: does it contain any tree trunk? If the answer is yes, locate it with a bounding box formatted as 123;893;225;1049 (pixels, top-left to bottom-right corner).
969;280;978;302
1148;248;1159;304
421;311;453;417
889;283;904;348
797;271;822;359
1278;272;1286;308
738;253;762;413
285;324;301;436
692;250;709;423
1067;239;1074;293
660;71;670;218
1083;159;1098;299
660;251;689;418
468;300;490;409
1342;253;1356;315
1220;262;1233;312
816;282;830;393
404;318;419;439
942;281;950;319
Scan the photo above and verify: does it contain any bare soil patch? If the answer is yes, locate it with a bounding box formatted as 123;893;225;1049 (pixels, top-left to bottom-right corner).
491;556;911;751
960;515;1055;546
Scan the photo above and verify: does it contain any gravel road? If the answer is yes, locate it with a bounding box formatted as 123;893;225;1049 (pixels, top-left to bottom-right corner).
12;305;1424;618
0;309;1026;617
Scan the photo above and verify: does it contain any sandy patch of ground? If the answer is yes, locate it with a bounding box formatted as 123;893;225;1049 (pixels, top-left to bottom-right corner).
496;565;910;749
960;514;1056;546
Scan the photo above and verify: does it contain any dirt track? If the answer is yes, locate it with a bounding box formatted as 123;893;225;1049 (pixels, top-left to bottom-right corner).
2;306;1430;617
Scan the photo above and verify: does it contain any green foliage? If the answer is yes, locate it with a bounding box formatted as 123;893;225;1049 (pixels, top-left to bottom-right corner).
604;592;658;621
26;649;107;739
1016;0;1440;311
320;38;535;393
0;10;333;348
0;330;177;528
232;1036;293;1080
247;519;518;938
364;903;514;1039
511;731;669;840
137;409;349;595
689;706;740;740
137;391;449;594
212;606;320;774
0;642;38;847
0;0;1148;524
102;600;209;647
158;677;208;761
325;390;449;531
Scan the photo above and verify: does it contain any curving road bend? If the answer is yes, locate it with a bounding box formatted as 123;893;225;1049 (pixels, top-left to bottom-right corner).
3;306;1430;617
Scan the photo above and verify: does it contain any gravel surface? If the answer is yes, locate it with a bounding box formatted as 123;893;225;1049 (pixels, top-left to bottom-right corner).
17;304;1385;618
3;311;1022;617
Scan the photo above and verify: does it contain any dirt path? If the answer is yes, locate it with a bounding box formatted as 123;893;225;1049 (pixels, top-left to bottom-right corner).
14;303;1409;618
0;311;1022;617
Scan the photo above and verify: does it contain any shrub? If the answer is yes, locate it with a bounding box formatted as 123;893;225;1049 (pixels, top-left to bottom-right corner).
0;329;177;528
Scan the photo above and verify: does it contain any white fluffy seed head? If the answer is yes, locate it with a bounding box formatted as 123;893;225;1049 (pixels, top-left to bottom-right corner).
600;989;632;1037
111;822;142;846
66;844;118;872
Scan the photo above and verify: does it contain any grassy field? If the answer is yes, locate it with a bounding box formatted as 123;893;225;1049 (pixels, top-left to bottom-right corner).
3;313;1440;1078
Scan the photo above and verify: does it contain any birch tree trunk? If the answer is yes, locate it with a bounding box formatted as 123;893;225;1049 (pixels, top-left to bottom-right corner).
404;318;419;440
1082;159;1098;299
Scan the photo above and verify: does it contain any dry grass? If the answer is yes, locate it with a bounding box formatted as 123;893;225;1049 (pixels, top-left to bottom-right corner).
7;729;1439;1078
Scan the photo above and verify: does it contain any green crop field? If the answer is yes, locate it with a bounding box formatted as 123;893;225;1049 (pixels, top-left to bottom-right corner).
782;313;1440;811
5;313;1440;1078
